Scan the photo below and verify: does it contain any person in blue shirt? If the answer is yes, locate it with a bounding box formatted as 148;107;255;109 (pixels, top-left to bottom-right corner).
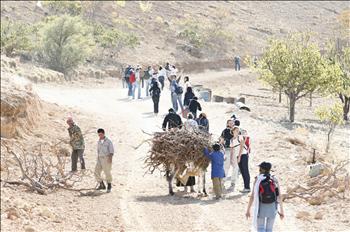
203;143;225;199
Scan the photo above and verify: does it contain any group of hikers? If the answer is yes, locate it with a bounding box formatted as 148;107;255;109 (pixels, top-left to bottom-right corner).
123;62;202;117
161;110;284;231
66;59;283;232
155;60;284;231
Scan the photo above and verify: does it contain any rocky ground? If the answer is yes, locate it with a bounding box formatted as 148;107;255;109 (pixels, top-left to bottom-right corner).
1;67;349;231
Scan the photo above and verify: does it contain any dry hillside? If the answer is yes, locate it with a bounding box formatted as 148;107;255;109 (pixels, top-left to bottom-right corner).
1;1;349;68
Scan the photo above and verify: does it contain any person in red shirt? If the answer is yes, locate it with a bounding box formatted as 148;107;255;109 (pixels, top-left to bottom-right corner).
128;69;136;99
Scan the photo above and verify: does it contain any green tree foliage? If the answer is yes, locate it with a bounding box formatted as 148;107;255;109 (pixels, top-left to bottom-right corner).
0;19;33;57
325;10;350;120
115;0;126;7
138;1;152;13
256;33;342;122
92;23;139;61
316;103;345;152
38;15;94;74
176;19;234;57
43;1;82;16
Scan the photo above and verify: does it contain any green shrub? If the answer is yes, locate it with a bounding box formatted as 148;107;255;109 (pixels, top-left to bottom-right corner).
92;23;139;59
43;1;82;16
38;15;94;74
0;19;33;57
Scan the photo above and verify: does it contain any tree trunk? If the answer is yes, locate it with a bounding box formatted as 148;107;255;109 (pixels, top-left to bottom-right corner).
343;96;349;121
289;95;296;122
309;92;312;107
326;125;335;153
279;90;282;103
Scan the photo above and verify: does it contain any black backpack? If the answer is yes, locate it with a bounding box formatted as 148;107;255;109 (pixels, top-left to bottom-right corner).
259;175;278;203
175;84;183;95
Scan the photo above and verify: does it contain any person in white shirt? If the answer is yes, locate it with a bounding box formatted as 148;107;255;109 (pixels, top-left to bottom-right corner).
95;128;114;193
230;126;250;193
135;66;142;99
157;66;166;90
184;76;191;90
183;113;198;132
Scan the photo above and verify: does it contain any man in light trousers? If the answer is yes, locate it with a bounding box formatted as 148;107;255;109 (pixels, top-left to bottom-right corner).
95;128;114;193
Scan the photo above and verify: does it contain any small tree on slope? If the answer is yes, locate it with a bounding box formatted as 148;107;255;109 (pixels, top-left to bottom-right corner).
316;103;345;153
256;33;342;122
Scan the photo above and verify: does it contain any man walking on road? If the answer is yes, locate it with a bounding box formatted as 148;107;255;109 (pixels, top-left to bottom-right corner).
162;108;182;131
95;128;114;193
234;55;241;71
67;117;86;172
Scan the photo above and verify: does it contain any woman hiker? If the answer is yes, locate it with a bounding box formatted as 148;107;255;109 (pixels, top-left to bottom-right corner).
184;86;195;108
230;126;250;192
246;162;284;232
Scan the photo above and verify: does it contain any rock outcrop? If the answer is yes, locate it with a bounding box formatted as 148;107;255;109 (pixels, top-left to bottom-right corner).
1;72;41;138
1;55;65;83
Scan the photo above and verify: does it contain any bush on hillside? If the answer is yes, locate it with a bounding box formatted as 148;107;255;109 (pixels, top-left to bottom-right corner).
0;19;33;57
91;23;139;62
43;1;82;16
38;15;94;74
176;19;234;57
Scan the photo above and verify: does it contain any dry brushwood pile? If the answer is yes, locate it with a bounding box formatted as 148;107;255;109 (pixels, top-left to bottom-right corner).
144;129;212;175
283;160;350;205
1;140;94;195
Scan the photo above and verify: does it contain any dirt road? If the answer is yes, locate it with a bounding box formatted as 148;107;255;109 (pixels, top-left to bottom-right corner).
33;69;311;231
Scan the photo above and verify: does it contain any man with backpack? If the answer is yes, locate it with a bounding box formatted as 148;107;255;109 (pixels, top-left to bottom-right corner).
170;79;184;113
124;65;132;89
188;96;202;119
162;108;182;131
246;162;284;232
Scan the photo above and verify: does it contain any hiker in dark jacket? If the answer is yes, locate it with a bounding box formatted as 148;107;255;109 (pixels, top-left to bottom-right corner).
196;113;209;133
149;81;161;115
184;87;195;107
188;96;201;119
162;108;182;131
124;65;132;89
221;119;234;148
221;119;234;184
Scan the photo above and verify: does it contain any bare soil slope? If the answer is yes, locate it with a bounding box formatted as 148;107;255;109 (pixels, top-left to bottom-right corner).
1;1;348;65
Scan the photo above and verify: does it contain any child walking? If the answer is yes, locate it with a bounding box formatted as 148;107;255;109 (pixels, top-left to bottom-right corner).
203;143;225;199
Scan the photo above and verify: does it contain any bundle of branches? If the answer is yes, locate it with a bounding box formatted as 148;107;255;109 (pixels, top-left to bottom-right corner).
283;160;350;205
144;129;212;175
1;140;93;195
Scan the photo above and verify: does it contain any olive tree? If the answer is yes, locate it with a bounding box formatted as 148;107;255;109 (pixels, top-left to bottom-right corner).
39;15;94;74
316;103;345;153
256;33;341;122
325;10;350;120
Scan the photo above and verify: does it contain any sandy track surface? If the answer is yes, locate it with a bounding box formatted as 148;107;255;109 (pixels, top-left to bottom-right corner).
32;69;349;231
